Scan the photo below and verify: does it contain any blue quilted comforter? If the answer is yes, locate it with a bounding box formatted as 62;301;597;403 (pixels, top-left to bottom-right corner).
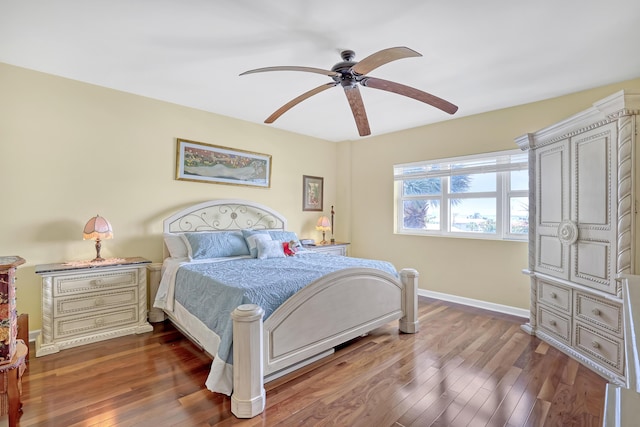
174;253;398;368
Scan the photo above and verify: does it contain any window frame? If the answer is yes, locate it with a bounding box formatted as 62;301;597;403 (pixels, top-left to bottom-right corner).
394;149;528;241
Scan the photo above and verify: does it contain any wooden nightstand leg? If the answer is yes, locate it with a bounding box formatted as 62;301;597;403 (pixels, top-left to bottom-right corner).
7;367;21;427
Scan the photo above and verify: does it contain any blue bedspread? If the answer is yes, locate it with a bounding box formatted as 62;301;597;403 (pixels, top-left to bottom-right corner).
174;253;398;366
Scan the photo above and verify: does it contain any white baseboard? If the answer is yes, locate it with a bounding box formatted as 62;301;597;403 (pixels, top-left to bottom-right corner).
418;289;530;319
29;330;39;343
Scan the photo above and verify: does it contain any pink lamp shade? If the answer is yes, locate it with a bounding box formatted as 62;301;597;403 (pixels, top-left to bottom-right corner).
83;215;113;261
316;216;331;243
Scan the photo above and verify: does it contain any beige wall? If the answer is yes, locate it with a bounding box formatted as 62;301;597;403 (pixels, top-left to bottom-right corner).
346;77;640;310
2;60;639;332
0;63;339;330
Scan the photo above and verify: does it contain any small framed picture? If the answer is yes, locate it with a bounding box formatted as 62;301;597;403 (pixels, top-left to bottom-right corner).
176;138;271;188
302;175;323;211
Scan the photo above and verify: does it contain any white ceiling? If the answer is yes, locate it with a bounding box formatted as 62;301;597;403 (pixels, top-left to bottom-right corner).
2;1;639;141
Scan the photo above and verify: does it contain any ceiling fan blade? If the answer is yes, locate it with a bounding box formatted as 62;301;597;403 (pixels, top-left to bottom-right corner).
240;66;339;77
361;77;458;115
351;47;421;76
265;82;338;124
343;86;371;137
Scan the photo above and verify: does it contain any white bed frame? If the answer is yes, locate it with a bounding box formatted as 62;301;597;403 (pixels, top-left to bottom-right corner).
153;199;419;418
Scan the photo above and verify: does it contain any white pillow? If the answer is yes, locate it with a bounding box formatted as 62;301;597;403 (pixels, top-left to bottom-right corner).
245;233;272;258
257;239;285;259
163;233;188;258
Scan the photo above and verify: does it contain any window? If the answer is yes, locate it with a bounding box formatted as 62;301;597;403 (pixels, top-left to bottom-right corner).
394;149;528;240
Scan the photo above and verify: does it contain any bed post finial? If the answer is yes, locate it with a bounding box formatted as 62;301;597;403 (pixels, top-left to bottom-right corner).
399;268;419;334
231;304;265;418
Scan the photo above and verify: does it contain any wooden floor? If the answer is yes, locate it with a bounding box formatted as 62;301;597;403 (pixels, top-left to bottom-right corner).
14;297;607;426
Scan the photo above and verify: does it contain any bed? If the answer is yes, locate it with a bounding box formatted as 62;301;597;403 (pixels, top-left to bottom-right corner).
150;199;419;418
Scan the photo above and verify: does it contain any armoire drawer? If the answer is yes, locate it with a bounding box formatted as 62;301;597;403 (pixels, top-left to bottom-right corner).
54;287;138;317
574;292;622;336
537;280;571;314
537;305;571;344
575;322;624;375
53;269;139;297
54;306;139;340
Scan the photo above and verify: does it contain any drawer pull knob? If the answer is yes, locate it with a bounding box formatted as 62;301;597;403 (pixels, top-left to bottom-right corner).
550;292;557;299
95;318;105;326
95;298;105;306
591;341;600;349
549;320;557;326
90;279;103;286
592;308;601;316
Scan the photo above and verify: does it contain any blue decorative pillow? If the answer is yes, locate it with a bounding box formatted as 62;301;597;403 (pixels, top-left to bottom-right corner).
182;231;250;260
268;230;300;244
257;239;285;259
242;229;271;258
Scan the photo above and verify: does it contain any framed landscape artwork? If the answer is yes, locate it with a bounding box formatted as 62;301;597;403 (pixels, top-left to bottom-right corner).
302;175;323;211
176;138;271;188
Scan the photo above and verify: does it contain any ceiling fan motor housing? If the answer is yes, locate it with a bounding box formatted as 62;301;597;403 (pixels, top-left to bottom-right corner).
331;50;358;87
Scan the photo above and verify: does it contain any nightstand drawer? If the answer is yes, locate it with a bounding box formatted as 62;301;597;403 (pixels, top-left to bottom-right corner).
537;305;571;344
575;323;624;375
303;242;350;256
574;292;622;336
54;287;138;317
537;280;571;314
54;306;139;339
53;269;139;297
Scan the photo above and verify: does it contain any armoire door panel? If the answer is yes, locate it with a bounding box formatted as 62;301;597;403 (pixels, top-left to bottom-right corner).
575;130;611;226
538;235;568;278
538;145;568;225
575;241;609;281
570;122;617;293
536;139;570;279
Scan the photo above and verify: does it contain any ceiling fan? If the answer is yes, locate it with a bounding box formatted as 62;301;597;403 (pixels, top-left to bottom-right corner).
240;46;458;137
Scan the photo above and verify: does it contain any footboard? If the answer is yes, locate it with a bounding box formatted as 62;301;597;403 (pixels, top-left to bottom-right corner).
230;267;419;418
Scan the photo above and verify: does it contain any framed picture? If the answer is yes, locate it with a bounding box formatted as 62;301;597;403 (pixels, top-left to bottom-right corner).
302;175;323;211
176;138;271;188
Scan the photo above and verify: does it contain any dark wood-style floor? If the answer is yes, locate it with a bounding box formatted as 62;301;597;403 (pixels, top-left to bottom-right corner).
14;298;606;426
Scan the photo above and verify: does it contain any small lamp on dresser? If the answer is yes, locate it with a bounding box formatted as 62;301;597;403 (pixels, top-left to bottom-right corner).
83;215;113;262
316;216;331;244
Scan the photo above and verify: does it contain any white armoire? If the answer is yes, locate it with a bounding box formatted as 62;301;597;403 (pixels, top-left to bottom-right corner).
516;90;640;385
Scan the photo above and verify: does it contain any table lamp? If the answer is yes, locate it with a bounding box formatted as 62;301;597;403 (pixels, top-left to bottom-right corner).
83;215;113;262
316;216;331;244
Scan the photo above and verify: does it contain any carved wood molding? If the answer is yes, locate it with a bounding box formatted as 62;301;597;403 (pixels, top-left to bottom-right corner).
537;118;615;149
528;149;537;273
41;276;54;343
616;115;634;297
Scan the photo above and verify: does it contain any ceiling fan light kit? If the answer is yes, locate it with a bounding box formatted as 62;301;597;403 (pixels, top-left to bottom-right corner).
240;46;458;137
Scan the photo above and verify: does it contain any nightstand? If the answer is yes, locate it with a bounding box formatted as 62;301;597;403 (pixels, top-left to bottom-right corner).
35;257;153;356
304;242;350;256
